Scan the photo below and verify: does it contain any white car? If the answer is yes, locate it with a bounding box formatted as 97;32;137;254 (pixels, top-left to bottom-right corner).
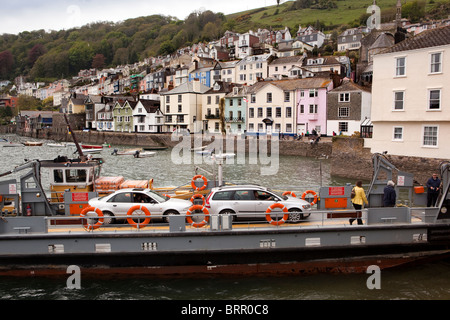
88;188;192;224
205;185;312;223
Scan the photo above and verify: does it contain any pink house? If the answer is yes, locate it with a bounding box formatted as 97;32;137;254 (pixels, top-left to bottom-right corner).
296;77;333;136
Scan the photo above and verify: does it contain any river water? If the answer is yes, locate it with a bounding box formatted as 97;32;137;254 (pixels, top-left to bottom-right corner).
1;134;450;301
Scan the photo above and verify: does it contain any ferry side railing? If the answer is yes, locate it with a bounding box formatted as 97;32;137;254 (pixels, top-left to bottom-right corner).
42;207;440;234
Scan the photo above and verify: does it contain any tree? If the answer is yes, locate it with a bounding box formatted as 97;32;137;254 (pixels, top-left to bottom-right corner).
68;41;94;73
0;50;14;79
28;44;47;67
92;53;106;69
158;40;175;56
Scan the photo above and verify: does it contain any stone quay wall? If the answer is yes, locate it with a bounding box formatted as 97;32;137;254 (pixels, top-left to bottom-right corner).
13;121;445;185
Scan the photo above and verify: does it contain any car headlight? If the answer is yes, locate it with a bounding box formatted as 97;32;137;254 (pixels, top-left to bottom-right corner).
302;204;311;210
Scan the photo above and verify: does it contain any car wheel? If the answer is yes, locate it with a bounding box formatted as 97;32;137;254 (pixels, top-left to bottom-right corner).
164;210;179;223
288;208;303;223
102;211;116;225
219;209;236;222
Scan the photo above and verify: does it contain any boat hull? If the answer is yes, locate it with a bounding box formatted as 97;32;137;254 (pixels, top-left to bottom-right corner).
0;223;449;278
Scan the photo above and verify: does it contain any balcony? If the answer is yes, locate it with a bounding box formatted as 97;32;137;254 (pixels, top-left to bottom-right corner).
225;117;244;123
205;114;220;119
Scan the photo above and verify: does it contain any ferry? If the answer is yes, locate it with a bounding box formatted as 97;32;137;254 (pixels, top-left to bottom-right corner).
0;117;449;277
0;147;449;278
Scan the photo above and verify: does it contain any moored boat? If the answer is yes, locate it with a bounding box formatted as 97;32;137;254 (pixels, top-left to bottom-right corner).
47;143;66;148
24;141;43;146
81;144;103;149
3;142;24;147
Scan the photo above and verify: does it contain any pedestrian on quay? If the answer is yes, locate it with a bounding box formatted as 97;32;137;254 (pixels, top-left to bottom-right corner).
383;180;396;207
350;180;368;225
426;173;441;207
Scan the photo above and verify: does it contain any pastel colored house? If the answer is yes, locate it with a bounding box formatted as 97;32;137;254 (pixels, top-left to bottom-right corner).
296;77;333;136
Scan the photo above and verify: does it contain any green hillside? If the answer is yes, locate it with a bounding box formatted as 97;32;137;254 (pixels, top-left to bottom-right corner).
0;0;448;83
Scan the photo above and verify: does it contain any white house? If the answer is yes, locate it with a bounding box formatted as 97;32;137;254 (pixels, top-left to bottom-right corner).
365;25;450;159
133;100;164;133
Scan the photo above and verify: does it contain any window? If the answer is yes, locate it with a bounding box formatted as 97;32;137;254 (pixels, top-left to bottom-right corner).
267;93;272;103
309;104;318;114
309;89;318;97
249;123;254;132
339;93;350;102
286;107;292;118
396;57;406;76
251;94;256;103
300;105;305;114
249;108;254;118
207;96;211;105
430;52;442;74
166;105;170;113
338;107;349;118
338;122;348;133
284;91;290;102
266;107;272;118
286;124;292;132
393;127;403;141
276;107;282;118
423;126;438;147
394;91;404;110
257;108;263;118
178;105;182;113
178;95;182;103
166;96;170;103
428;89;441;110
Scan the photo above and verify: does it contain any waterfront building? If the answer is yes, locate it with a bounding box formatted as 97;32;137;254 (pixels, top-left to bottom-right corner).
235;54;275;86
366;25;450;159
246;79;301;136
224;85;247;134
113;100;137;133
160;79;209;133
132;99;164;133
327;80;372;136
296;77;333;136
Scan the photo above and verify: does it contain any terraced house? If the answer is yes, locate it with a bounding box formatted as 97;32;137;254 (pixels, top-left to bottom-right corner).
113;100;137;133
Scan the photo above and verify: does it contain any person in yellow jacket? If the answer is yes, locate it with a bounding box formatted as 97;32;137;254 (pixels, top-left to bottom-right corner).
350;180;368;225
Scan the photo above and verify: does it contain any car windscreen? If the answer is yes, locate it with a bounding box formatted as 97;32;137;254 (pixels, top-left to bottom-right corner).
145;190;167;203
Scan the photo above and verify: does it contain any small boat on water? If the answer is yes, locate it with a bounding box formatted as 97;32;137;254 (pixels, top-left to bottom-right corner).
134;151;156;158
47;143;66;148
111;148;142;156
3;142;24;147
143;146;168;151
102;143;111;148
24;141;43;146
81;149;102;155
81;144;103;149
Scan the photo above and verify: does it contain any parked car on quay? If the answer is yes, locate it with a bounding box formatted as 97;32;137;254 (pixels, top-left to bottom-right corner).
88;188;192;224
205;185;312;223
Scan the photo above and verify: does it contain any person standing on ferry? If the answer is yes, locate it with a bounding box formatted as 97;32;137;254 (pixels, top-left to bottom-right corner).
350;180;368;225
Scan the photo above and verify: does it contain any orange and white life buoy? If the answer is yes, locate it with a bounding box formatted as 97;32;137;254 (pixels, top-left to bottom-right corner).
191;175;208;191
186;205;210;228
265;203;289;226
301;190;318;206
126;205;151;229
80;207;104;231
190;194;206;206
282;191;297;198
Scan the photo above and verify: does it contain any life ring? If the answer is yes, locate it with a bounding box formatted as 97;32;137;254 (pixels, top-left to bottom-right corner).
301;190;318;205
80;207;104;231
282;191;297;198
126;205;151;229
265;203;289;226
190;194;206;206
186;205;210;228
163;194;171;198
191;175;208;191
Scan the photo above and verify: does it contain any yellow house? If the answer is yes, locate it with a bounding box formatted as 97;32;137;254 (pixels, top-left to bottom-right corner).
67;93;87;114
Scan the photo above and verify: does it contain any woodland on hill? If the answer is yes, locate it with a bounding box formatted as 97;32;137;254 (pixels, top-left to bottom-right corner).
0;0;448;83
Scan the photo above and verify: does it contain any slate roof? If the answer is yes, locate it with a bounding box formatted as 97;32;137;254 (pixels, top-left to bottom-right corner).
247;78;332;93
380;25;450;54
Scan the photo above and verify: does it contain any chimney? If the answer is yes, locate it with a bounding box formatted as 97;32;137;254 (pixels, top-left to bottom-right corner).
193;78;201;93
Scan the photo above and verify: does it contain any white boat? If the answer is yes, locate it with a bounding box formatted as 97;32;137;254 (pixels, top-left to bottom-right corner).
48;143;66;148
81;149;102;155
111;148;142;156
3;142;24;147
134;151;156;158
25;141;43;146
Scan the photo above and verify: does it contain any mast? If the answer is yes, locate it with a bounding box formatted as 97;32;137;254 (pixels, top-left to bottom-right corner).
63;114;86;161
